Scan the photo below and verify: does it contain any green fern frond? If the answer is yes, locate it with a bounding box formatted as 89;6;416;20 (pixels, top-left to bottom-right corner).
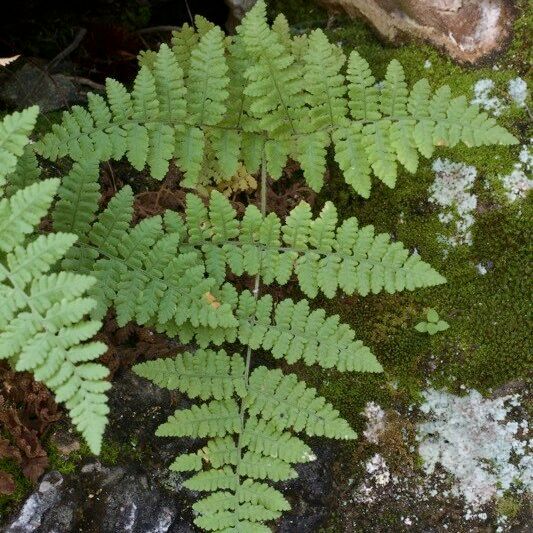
133;349;246;400
0;112;110;454
53;184;237;332
35;1;516;195
187;27;229;126
179;191;445;299
135;353;352;531
246;366;355;438
3;146;41;197
157;399;241;438
0;106;39;186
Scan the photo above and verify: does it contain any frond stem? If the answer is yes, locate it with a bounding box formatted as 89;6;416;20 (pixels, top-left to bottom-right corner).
235;150;267;486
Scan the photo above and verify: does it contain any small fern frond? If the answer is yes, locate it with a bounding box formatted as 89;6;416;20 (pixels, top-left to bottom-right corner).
53;185;236;331
132;349;246;400
53;158;101;238
237;292;381;372
3;146;41;197
242;417;315;463
246;366;356;438
304;29;347;131
187;27;229;127
0;106;39;185
239;0;303;141
156;399;241;438
0;179;60;252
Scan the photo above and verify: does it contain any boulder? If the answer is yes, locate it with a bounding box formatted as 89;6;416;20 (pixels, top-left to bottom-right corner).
317;0;515;63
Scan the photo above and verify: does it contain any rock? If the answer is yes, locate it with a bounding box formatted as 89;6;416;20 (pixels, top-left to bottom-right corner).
4;370;336;531
0;63;81;112
5;471;63;533
224;0;258;31
317;0;515;63
4;448;335;533
4;461;195;532
278;444;335;531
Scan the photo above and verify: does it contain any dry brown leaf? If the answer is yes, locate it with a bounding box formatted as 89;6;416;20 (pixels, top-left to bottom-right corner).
203;291;221;309
0;55;20;67
0;471;16;495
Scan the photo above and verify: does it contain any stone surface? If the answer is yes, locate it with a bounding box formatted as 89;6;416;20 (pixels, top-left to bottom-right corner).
4;370;335;532
0;63;81;112
224;0;258;31
317;0;515;63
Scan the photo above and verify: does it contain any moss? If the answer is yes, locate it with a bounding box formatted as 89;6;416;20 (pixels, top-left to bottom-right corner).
496;495;522;519
0;459;33;520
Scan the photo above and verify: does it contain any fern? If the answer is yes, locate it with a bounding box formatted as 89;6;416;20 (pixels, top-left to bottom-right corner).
0;109;110;454
27;2;518;529
36;2;516;197
52;169;235;333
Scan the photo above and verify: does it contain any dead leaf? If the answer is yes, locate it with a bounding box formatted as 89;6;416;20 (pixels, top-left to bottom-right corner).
203;292;221;309
0;55;20;67
0;471;16;495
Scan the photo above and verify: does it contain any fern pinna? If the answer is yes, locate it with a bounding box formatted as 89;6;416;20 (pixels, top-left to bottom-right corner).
0;107;110;455
30;2;516;530
36;2;516;198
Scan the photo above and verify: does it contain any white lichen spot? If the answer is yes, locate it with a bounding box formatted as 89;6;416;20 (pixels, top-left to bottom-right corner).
302;451;317;462
417;388;533;509
429;159;478;247
471;78;505;116
354;454;391;504
508;77;528;107
424;59;432;69
499;143;533;202
363;402;386;445
476;263;488;275
366;454;390;486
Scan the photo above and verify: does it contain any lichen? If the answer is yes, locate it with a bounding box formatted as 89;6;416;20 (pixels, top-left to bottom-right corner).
417;388;532;508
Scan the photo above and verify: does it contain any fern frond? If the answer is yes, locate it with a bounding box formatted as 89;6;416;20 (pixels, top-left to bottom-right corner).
157;399;241;438
0;180;61;253
0;124;109;454
304;29;347;130
3;146;41;197
0;106;39;185
242;417;315;463
181;191;445;299
53;185;236;332
187;27;229;126
53;158;101;237
239;0;303;139
246;366;356;438
133;349;246;400
35;3;517;196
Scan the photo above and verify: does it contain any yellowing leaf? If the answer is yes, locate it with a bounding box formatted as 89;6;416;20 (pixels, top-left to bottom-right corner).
203;291;221;309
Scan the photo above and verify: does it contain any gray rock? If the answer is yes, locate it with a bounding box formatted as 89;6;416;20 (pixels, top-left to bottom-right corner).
317;0;515;63
4;370;335;532
0;64;81;112
5;471;63;533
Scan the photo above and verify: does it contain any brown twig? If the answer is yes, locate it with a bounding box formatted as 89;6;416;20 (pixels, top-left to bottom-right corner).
47;28;87;71
184;0;194;26
137;25;181;34
64;75;105;92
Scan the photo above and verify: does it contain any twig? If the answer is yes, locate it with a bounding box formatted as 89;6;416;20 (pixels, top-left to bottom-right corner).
47;28;87;71
64;76;105;92
137;25;181;34
184;0;194;26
